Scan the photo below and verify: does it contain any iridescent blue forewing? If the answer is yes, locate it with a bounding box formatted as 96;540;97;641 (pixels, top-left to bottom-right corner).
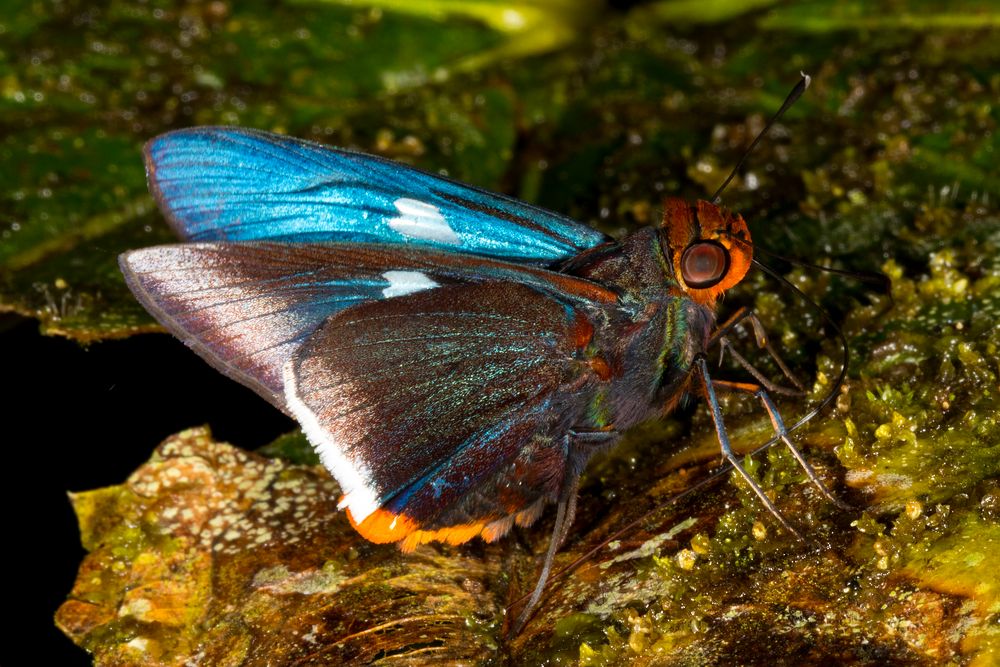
119;243;617;411
145;127;608;262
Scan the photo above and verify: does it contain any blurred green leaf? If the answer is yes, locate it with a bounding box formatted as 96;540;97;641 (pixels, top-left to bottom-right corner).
627;0;780;26
305;0;603;71
760;1;1000;31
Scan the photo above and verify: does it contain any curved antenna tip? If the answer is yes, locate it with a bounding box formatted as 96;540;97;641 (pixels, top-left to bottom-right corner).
710;75;811;203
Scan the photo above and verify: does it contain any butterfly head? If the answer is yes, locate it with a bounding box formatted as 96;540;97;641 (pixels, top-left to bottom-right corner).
659;197;752;306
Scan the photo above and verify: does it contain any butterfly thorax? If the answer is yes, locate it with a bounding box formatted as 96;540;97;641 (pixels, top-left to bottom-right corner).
563;226;717;432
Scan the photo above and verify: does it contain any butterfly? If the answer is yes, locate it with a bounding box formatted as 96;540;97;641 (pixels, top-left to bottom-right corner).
119;75;841;631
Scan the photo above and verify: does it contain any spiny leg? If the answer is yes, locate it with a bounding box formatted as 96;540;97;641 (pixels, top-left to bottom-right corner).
509;429;615;635
695;356;803;540
713;378;851;510
510;443;581;635
717;339;803;397
711;306;805;394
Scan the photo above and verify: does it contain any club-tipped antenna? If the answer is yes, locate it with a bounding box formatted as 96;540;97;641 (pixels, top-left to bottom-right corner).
711;72;811;203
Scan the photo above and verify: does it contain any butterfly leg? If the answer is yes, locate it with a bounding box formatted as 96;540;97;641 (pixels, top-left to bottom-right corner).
554;430;618;553
710;306;805;396
510;429;613;635
510;438;579;635
712;377;851;510
695;356;803;539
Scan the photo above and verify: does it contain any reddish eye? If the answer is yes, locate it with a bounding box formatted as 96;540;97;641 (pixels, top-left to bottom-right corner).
681;241;730;289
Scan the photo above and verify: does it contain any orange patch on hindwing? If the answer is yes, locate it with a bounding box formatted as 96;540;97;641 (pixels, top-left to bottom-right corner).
345;499;550;552
347;507;419;544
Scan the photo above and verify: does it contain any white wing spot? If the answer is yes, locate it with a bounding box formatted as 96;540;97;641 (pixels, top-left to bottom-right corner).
381;270;438;298
282;359;380;523
388;198;460;244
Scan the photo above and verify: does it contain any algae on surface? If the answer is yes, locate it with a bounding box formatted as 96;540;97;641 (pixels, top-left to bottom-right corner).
15;0;999;663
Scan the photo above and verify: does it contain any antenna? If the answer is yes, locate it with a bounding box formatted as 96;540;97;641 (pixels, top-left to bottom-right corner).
751;243;892;294
711;72;811;203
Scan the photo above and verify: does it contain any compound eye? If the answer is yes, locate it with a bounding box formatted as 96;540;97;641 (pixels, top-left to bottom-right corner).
681;241;730;289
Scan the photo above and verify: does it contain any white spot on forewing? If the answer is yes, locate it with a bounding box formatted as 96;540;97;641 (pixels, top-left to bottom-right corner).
388;197;459;244
381;270;438;298
282;359;380;523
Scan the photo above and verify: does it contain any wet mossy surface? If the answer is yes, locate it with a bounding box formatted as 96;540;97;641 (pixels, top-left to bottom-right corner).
5;0;997;664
